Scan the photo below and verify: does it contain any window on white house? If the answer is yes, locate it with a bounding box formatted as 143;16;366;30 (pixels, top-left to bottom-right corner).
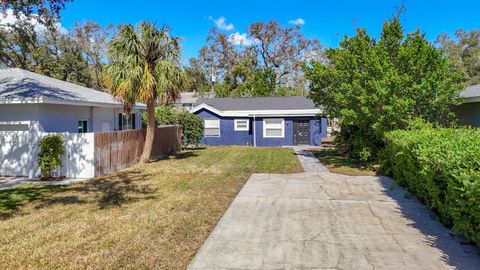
119;113;136;130
78;120;88;133
263;118;284;138
204;119;220;137
234;119;249;131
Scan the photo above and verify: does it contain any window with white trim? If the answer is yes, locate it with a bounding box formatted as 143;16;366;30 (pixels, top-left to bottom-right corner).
263;118;284;138
234;119;249;131
204;119;220;137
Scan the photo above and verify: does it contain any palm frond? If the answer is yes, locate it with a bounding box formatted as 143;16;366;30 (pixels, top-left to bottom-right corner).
103;22;186;109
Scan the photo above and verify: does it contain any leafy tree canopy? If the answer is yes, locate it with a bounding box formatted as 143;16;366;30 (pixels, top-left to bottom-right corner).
436;30;480;85
190;20;323;97
1;0;71;26
305;16;462;161
0;17;110;89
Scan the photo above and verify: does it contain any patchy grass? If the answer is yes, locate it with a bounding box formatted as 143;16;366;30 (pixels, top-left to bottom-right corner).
0;185;62;217
0;146;302;270
312;147;376;176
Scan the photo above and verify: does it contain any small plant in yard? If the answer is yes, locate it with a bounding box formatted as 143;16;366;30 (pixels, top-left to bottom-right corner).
38;134;64;180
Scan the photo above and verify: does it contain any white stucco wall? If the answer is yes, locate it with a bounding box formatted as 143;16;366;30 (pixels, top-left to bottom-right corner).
0;131;95;179
0;131;39;177
93;107;116;132
0;104;40;131
38;104;92;133
0;103;143;133
56;132;95;179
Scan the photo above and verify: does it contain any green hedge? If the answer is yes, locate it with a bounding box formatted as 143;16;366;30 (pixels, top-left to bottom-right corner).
380;127;480;245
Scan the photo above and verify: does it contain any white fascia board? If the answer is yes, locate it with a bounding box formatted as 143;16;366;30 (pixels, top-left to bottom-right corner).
461;96;480;103
244;109;322;117
191;103;225;116
0;96;147;110
191;103;322;117
0;96;43;104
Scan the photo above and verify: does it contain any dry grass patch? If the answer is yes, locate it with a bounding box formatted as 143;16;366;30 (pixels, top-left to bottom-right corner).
0;146;302;269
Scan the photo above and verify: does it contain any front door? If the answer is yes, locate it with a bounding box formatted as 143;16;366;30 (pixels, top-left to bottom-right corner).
294;120;310;145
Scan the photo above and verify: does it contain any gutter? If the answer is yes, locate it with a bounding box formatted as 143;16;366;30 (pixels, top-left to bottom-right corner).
0;96;147;110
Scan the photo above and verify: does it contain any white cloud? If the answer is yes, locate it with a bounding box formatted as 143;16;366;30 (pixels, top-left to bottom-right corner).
212;16;234;31
0;9;67;34
289;18;305;26
228;32;258;46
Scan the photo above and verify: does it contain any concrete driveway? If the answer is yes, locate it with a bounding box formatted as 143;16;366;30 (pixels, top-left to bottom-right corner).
189;172;480;270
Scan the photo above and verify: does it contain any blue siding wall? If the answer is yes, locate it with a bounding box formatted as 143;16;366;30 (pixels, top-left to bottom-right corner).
311;118;327;146
197;109;253;146
254;117;294;146
195;108;326;146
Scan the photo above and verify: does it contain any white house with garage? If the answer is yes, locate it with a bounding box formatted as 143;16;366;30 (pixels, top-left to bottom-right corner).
0;68;146;179
0;68;146;133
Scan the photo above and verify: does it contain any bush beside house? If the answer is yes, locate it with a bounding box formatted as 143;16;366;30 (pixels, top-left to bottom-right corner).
144;106;204;148
380;127;480;245
38;134;65;180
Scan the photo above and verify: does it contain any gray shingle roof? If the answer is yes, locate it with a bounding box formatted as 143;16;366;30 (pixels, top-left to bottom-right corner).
195;96;318;111
460;84;480;99
0;68;145;108
177;92;198;104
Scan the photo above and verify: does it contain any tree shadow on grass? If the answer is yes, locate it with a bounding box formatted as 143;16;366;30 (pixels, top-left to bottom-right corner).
58;169;158;210
0;185;62;219
0;169;159;219
173;151;200;160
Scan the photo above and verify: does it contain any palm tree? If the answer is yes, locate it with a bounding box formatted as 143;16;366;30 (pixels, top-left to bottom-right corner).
103;22;187;163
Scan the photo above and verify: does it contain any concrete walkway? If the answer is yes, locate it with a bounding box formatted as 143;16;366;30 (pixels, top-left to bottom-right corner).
292;146;329;172
189;172;480;270
0;177;90;190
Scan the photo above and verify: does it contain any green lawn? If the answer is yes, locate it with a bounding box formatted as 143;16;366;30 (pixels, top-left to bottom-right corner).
0;146;302;270
312;147;376;176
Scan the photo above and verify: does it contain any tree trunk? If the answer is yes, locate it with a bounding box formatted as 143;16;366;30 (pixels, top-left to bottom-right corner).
140;98;155;163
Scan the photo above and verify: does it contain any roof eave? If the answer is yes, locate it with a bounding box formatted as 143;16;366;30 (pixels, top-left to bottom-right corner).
191;103;322;117
460;96;480;103
0;97;147;110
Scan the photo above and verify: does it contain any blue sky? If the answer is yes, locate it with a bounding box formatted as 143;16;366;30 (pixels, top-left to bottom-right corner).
60;0;480;63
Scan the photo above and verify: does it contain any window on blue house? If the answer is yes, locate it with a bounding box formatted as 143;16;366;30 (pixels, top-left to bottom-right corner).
204;119;220;137
234;119;249;131
263;118;284;138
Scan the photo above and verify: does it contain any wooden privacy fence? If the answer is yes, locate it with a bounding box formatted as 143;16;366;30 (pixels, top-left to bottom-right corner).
94;125;182;176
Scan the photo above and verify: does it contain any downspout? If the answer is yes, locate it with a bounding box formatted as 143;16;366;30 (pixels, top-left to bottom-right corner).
252;114;256;147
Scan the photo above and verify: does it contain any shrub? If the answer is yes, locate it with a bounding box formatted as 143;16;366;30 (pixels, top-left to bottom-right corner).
143;106;204;148
380;127;480;245
175;111;204;148
305;16;462;160
38;134;65;180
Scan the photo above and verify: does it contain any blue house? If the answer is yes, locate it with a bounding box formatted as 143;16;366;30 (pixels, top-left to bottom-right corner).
191;96;327;147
